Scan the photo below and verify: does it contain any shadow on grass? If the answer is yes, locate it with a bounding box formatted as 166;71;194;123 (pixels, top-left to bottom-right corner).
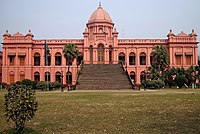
0;127;41;134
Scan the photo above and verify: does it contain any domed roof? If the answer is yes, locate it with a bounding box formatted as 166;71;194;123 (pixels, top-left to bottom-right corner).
88;5;112;23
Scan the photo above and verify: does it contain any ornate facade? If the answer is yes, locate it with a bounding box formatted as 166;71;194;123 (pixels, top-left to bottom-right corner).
2;5;198;85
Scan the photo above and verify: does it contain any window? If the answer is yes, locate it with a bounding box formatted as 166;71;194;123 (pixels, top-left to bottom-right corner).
185;53;192;65
20;73;25;81
9;72;14;83
55;52;62;66
129;52;135;65
19;56;25;66
9;56;15;66
34;72;40;82
77;52;83;65
140;52;146;65
66;58;72;65
118;52;125;65
45;54;51;66
150;53;153;65
34;53;40;66
175;53;182;65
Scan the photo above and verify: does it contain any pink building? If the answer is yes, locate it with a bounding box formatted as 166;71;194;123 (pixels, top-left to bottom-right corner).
1;5;198;85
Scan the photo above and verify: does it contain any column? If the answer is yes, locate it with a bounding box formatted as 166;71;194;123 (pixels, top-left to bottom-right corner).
28;47;32;66
182;47;185;66
169;47;173;66
136;48;140;66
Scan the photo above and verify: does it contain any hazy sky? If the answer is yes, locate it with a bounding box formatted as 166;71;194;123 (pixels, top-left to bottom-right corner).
0;0;199;51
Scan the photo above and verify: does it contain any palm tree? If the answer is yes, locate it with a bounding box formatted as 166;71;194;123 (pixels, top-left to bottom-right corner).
152;45;169;74
63;43;79;91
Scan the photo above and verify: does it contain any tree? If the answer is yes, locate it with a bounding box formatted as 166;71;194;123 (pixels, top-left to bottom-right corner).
152;45;169;75
63;44;79;91
4;83;38;133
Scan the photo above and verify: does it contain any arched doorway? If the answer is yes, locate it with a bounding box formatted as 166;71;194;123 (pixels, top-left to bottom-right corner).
140;71;146;84
98;44;104;64
109;45;113;64
45;72;51;82
55;72;61;83
130;71;136;84
66;71;72;85
89;45;93;64
34;72;40;82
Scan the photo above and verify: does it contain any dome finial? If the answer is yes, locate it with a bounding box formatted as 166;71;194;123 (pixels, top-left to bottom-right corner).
99;2;101;7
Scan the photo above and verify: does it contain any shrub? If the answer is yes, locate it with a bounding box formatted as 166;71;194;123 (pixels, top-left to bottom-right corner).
36;81;47;91
32;81;39;89
4;83;38;133
49;82;60;90
145;80;165;89
175;75;187;89
21;79;33;87
0;82;9;89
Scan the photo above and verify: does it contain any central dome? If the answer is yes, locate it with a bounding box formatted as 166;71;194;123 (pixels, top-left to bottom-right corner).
88;5;112;23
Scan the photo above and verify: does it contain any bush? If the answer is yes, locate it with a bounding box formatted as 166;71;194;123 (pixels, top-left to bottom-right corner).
0;82;9;89
4;83;38;133
145;80;165;89
36;81;47;91
49;82;61;90
32;81;39;89
21;79;33;87
175;75;187;89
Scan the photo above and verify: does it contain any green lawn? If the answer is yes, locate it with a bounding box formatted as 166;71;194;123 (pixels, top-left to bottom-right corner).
0;89;200;134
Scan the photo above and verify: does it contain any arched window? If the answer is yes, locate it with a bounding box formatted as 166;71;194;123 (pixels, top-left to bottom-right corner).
129;52;135;65
55;52;62;66
140;52;146;65
9;71;15;83
109;46;113;64
34;53;40;66
55;72;61;83
45;72;51;82
20;71;25;81
98;44;104;64
45;53;51;66
77;52;83;65
130;71;136;84
66;71;72;85
118;52;125;65
90;45;93;64
34;72;40;82
150;53;153;65
140;71;146;83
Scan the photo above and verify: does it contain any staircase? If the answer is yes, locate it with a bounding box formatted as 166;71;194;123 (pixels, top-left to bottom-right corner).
76;64;132;90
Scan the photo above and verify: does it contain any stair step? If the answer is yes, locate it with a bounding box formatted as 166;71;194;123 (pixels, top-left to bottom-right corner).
76;64;132;90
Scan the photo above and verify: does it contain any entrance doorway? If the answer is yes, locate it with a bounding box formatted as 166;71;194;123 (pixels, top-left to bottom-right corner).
98;44;104;64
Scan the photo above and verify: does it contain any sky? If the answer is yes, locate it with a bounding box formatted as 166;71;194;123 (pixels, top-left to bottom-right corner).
0;0;200;52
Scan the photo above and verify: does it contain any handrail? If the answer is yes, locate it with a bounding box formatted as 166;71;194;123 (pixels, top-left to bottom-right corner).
119;61;135;89
75;60;84;86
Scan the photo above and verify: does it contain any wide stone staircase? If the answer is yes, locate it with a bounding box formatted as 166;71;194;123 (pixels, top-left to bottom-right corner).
76;64;132;90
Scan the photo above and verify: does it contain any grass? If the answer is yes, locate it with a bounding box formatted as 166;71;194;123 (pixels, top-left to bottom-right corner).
0;89;200;133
